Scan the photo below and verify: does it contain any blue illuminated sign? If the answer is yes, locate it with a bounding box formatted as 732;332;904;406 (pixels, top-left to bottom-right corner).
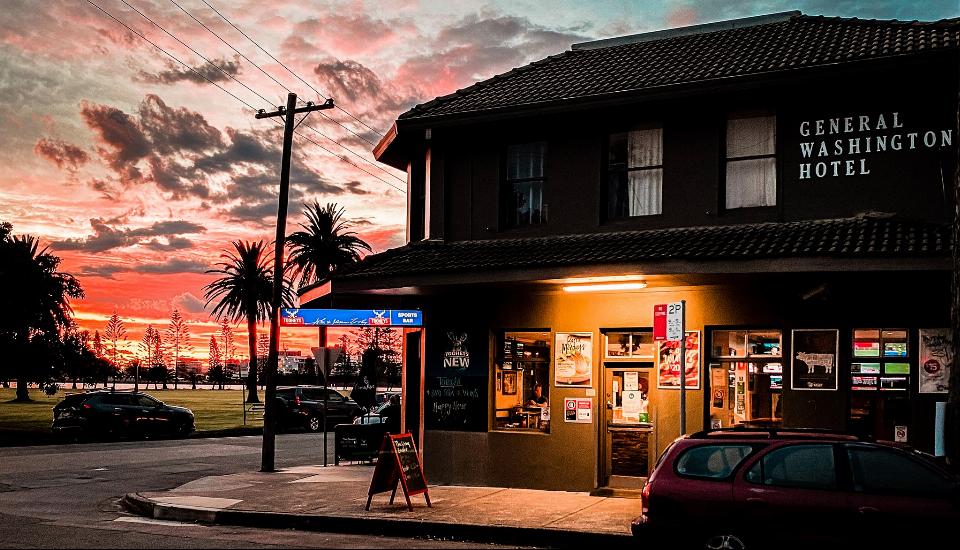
280;308;422;327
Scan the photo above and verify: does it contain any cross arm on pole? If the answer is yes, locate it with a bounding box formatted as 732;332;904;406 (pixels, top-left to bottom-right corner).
255;98;335;119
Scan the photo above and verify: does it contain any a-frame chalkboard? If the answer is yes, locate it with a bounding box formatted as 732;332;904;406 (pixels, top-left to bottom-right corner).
365;433;431;511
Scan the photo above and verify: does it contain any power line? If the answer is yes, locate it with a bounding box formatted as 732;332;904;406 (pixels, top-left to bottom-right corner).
163;0;402;182
294;130;406;193
84;0;406;195
84;0;258;112
200;0;385;141
119;0;276;107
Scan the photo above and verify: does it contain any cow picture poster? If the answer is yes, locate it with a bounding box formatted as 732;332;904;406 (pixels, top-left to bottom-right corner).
919;328;952;394
791;329;839;391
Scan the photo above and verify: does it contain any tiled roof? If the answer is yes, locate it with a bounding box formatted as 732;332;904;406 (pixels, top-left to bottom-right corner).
335;217;950;281
400;13;960;121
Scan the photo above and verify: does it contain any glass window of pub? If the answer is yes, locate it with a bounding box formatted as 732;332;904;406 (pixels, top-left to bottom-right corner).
494;331;551;433
709;329;783;428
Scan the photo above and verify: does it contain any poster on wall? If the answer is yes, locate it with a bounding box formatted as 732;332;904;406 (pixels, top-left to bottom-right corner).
564;397;593;423
555;332;593;388
920;328;952;394
734;362;747;423
791;329;839;391
657;331;701;390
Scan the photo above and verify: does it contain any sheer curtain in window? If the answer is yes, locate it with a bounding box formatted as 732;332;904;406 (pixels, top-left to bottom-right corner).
627;128;662;216
726;116;776;209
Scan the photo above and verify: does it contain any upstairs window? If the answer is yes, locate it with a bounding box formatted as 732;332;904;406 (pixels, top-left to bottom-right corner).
726;115;776;209
503;142;547;227
607;127;663;218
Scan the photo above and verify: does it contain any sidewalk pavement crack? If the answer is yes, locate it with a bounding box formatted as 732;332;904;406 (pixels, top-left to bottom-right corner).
542;497;607;528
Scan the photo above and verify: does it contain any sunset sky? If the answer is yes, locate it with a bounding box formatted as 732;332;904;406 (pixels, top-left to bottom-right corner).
1;0;956;362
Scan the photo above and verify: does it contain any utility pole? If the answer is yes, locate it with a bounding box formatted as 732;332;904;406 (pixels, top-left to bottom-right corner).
256;92;334;473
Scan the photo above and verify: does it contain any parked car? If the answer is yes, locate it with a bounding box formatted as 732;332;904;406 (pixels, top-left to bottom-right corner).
632;427;960;549
353;396;401;428
272;386;363;432
52;391;194;440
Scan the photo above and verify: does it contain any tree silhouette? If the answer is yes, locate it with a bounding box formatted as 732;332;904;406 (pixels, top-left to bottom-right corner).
165;308;192;389
219;318;235;379
203;241;292;403
208;335;223;389
104;310;126;388
0;223;83;401
286;202;371;289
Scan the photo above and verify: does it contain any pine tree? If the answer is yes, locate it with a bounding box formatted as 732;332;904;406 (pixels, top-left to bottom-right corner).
92;330;103;358
104;310;125;389
165;308;192;389
219;319;235;379
208;335;223;389
152;329;166;390
137;325;155;392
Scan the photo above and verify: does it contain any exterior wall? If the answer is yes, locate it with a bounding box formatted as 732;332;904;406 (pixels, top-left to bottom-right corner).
430;54;957;242
419;271;949;491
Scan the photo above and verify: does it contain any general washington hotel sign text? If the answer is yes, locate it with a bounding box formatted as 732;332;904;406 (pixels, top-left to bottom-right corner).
798;111;953;180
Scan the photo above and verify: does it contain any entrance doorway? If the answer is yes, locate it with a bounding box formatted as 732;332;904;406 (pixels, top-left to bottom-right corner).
601;366;653;490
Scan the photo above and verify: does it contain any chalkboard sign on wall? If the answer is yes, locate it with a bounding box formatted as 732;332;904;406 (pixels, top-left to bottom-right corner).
365;433;431;511
424;328;488;431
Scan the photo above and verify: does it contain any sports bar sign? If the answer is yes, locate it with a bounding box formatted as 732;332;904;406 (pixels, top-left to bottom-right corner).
281;308;422;327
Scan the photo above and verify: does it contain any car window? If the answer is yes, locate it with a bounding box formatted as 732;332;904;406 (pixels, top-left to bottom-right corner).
327;390;344;402
675;445;754;479
846;445;947;495
276;389;294;400
749;444;836;490
136;395;160;408
101;394;133;406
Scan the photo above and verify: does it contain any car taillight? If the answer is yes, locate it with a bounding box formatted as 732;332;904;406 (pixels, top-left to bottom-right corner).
294;395;301;406
82;403;92;410
641;482;651;515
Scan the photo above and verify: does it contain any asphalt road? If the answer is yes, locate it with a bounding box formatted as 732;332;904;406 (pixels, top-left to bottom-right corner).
0;434;508;548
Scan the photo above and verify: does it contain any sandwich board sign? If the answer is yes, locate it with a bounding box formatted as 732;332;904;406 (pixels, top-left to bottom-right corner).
365;433;431;512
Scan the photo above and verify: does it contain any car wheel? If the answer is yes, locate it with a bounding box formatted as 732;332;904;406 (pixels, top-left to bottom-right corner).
307;415;323;432
705;534;746;550
176;423;192;439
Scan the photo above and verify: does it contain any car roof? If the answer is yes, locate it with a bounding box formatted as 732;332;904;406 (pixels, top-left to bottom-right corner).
687;427;864;442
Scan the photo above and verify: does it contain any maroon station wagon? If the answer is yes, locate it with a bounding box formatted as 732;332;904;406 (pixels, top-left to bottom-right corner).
632;428;960;549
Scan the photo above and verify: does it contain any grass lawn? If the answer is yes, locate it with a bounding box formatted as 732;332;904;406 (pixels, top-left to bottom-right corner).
0;387;261;438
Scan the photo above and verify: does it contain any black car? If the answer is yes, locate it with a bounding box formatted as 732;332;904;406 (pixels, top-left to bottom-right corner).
273;386;363;432
52;391;195;440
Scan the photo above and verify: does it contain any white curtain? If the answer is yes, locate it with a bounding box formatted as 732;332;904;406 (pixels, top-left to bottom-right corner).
726;157;776;209
727;116;775;158
628;169;663;215
626;128;662;215
726;116;776;208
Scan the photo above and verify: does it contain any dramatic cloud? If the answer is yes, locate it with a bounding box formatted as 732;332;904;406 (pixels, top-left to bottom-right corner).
53;218;206;252
135;56;241;85
292;14;404;57
394;14;589;101
34;138;90;171
173;292;207;314
137;95;224;155
78;257;208;278
80;100;151;181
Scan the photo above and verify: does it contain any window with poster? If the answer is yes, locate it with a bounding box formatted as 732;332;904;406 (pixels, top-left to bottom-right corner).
708;328;783;429
494;330;551;433
849;329;912;441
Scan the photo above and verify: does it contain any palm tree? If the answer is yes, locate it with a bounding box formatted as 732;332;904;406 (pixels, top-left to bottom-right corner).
0;224;83;402
203;241;292;403
286;202;372;288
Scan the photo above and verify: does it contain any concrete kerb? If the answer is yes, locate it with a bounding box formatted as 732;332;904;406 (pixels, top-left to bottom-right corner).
121;492;634;548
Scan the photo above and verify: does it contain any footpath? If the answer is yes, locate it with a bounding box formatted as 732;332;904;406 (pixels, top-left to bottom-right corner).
123;464;640;548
